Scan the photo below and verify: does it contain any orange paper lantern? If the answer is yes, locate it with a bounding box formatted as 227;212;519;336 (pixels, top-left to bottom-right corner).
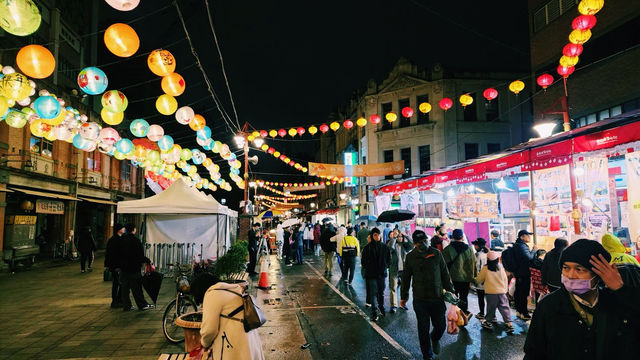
16;45;55;79
148;49;176;76
104;23;140;57
161;73;185;96
189;114;206;131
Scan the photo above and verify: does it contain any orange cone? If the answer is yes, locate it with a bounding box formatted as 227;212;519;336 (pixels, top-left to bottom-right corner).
257;256;269;289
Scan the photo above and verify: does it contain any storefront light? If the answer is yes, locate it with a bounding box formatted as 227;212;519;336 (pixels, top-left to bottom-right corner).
574;167;585;177
233;134;245;148
467;185;475;192
533;122;557;138
310;202;316;208
496;177;507;189
339;193;347;200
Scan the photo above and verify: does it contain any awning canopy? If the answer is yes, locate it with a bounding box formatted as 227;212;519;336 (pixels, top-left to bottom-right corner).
9;187;78;201
79;197;117;205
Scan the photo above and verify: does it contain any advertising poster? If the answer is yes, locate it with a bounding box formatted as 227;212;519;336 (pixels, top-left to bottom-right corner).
575;157;612;239
625;152;640;244
532;165;572;237
447;194;498;219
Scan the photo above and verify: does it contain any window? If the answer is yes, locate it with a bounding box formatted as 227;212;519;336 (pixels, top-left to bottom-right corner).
463;93;477;121
419;145;431;173
30;137;53;157
534;0;578;32
465;143;479;160
598;109;610;121
399;98;411;128
381;102;393;130
400;148;411;178
383;150;394;179
487;143;500;154
587;114;597;125
416;94;429;124
611;105;622;117
486;97;499;121
121;160;131;181
87;152;101;172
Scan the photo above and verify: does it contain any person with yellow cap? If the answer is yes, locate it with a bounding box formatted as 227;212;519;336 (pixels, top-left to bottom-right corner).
601;233;640;266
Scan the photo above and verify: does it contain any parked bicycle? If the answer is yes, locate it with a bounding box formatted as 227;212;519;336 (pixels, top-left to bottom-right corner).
162;264;198;343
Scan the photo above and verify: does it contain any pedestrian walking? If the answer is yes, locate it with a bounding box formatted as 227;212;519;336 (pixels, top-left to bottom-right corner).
294;225;304;265
77;226;97;273
602;233;640;265
104;223;125;308
511;229;536;320
472;238;488;319
489;229;504;251
331;225;347;272
474;251;514;333
247;223;260;276
337;228;360;284
383;224;392;243
313;222;321;256
401;230;455;359
530;249;548;303
275;224;284;260
356;222;370;253
303;223;312;251
442;229;477;319
524;239;640;359
320;223;337;275
430;224;448;252
361;228;390;322
119;224;153;311
387;229;412;312
541;238;568;292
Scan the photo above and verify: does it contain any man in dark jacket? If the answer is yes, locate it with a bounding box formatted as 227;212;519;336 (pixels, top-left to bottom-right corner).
361;228;390;321
247;223;260;276
294;225;304;265
356;222;370;252
320;223;337;275
77;226;97;273
541;238;568;292
119;224;152;311
104;224;125;308
489;230;504;251
442;229;477;317
512;229;537;320
283;226;292;265
401;230;455;359
430;224;447;252
524;239;640;360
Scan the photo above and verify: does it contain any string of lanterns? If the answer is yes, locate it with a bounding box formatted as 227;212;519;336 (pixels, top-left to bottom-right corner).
255;195;303;203
258;183;318;199
256;180;333;188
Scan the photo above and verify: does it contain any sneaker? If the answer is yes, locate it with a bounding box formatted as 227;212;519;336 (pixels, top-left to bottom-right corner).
431;337;441;354
365;303;372;308
475;313;485;320
371;314;379;322
491;318;498;324
505;322;515;333
140;304;155;311
516;312;532;321
390;307;397;314
481;321;494;330
81;270;85;273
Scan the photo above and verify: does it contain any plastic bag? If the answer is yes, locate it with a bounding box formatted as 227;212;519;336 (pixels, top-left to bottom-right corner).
456;307;468;326
446;304;460;334
508;277;516;297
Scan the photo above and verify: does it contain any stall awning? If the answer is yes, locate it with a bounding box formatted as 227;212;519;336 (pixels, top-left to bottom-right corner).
78;197;116;205
9;188;79;201
0;188;13;192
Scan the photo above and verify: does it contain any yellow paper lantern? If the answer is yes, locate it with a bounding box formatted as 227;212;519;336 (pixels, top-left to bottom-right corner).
0;96;8;116
0;0;41;36
104;23;140;57
508;80;525;95
578;0;604;15
41;108;66;126
30;118;52;137
269;129;277;137
288;128;297;137
135;145;147;159
161;73;185;96
16;45;56;79
251;131;259;137
330;121;340;131
273;151;280;157
202;158;213;168
418;102;432;114
356;117;367;127
147;49;176;77
459;94;473;107
189;114;206;131
308;125;318;135
559;55;579;68
101;108;124;125
44;130;56;141
0;73;31;101
569;29;592;45
261;144;269;151
156;94;178;115
385;112;398;122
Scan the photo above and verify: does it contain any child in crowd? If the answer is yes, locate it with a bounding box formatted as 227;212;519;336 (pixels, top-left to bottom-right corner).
474;250;514;333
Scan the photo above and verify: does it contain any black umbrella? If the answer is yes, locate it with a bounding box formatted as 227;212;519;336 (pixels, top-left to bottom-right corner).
321;217;334;223
142;271;164;304
376;209;416;223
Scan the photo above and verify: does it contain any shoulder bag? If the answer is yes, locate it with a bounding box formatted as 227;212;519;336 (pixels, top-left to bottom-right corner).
218;288;267;332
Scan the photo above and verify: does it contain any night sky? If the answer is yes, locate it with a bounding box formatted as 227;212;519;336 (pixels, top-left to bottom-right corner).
98;0;530;209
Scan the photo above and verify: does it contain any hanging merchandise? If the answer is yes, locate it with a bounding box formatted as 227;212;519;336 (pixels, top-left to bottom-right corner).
0;0;41;36
77;67;109;95
104;23;140;57
16;45;55;79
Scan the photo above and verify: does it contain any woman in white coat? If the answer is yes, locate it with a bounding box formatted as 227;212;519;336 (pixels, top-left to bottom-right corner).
200;282;264;360
275;224;284;259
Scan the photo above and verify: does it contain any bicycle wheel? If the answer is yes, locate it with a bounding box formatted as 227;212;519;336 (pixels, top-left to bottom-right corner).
162;296;198;343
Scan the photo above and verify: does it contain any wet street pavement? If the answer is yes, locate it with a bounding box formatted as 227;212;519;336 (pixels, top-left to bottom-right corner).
0;251;528;359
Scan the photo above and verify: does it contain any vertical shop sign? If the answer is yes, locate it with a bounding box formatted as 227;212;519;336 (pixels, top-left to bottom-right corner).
625;152;640;245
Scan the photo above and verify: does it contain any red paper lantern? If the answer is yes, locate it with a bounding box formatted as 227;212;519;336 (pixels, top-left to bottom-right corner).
557;65;575;78
259;130;268;137
562;43;583;57
279;154;286;161
289;160;295;166
343;119;354;129
483;88;498;101
278;129;286;137
297;126;305;136
571;15;597;30
267;147;275;154
439;98;453;111
536;74;554;89
369;114;381;124
319;124;329;133
401;107;414;118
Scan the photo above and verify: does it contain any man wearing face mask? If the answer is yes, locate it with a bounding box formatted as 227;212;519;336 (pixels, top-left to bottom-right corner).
524;239;640;359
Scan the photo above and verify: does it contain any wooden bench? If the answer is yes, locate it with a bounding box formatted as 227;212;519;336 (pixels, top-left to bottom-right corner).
157;353;188;360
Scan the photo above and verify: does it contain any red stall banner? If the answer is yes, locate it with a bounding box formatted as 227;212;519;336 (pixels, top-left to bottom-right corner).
525;139;573;171
573;121;640;153
417;176;435;190
456;163;487;184
484;152;526;173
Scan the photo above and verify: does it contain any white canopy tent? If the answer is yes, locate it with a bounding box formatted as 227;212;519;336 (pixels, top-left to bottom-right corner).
117;179;237;262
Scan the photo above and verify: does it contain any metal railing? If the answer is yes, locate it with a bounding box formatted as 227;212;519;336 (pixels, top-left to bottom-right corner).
144;243;203;275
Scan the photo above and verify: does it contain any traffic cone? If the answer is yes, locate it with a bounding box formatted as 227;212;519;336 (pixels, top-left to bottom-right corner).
257;256;269;289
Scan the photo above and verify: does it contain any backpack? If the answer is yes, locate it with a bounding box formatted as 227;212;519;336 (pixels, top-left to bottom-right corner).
219;289;267;332
501;246;517;273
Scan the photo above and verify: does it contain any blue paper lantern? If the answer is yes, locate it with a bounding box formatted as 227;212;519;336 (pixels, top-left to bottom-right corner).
33;96;61;119
191;149;204;164
196;126;211;141
77;67;108;95
130;118;149;137
72;134;92;150
157;135;174;151
115;138;134;154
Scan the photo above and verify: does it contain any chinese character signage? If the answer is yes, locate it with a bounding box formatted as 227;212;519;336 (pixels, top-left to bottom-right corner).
36;199;64;214
309;160;404;177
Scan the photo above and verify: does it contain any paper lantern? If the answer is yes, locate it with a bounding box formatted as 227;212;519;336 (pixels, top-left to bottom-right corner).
180;148;192;161
288;128;297;137
33;96;61;119
459;94;473;107
308;126;318;135
53;125;74;142
267;147;275;154
261;144;269;151
319;124;329;133
0;96;8;116
16;45;55;79
267;129;276;138
572;15;597;30
418;102;432;114
161;73;185;96
105;0;140;11
259;130;268;138
508;80;525;95
0;0;41;36
5;110;28;128
557;65;575;78
369;114;381;124
30;119;52;137
192;150;205;164
130;118;149;137
99;127;120;145
289;161;295;166
483;88;498;102
147;124;164;142
189;114;206;131
175;106;194;124
578;0;604;15
156;94;177;115
101;107;124;125
385;112;397;122
196;126;211;140
559;55;579;68
343;119;353;129
536;74;554;89
0;73;31;101
356;117;367;127
101;90;128;113
79;122;100;140
77;67;108;95
148;49;176;77
157;135;174;151
439;98;453;111
563;43;583;57
73;134;93;150
278;129;286;137
401;107;414;118
146;150;160;163
104;23;139;57
297;126;306;135
330;121;340;131
569;29;592;45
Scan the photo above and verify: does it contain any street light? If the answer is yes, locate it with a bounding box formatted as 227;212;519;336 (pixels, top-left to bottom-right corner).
249;181;257;188
233;134;245;148
533;122;557;138
253;137;264;147
339;193;347;200
310;202;316;208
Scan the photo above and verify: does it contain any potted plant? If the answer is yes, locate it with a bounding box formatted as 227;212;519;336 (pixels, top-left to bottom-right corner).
174;312;202;352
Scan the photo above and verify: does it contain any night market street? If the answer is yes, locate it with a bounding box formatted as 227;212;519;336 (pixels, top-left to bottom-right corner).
0;252;527;360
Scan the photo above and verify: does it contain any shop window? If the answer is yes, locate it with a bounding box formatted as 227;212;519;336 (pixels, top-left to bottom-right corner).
30;137;53;157
87;152;101;172
121;160;131;181
399;98;411;128
486;98;499;121
401;148;411;178
417;95;429;123
383;150;394;180
419;145;431;173
587;114;597;125
611;105;622;117
381;102;392;130
576;117;586;128
598;109;610;121
487;143;500;154
465;143;479;160
463;93;477;121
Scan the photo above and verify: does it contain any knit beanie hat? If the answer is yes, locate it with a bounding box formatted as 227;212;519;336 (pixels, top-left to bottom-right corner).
487;250;500;261
559;239;611;271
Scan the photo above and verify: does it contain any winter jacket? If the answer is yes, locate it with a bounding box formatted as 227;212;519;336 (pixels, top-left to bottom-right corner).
524;286;640;360
77;230;97;254
442;241;477;282
337;235;360;257
313;225;321;244
294;230;304;247
275;225;284;242
104;234;122;270
200;282;265;360
490;236;505;251
388;238;413;276
383;227;392;242
512;238;535;277
361;240;390;279
602;233;640;266
320;226;337;252
248;229;258;252
356;227;370;252
541;247;564;289
401;243;455;301
303;226;311;240
475;249;488;290
118;233;149;272
475;264;508;295
331;226;347;247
